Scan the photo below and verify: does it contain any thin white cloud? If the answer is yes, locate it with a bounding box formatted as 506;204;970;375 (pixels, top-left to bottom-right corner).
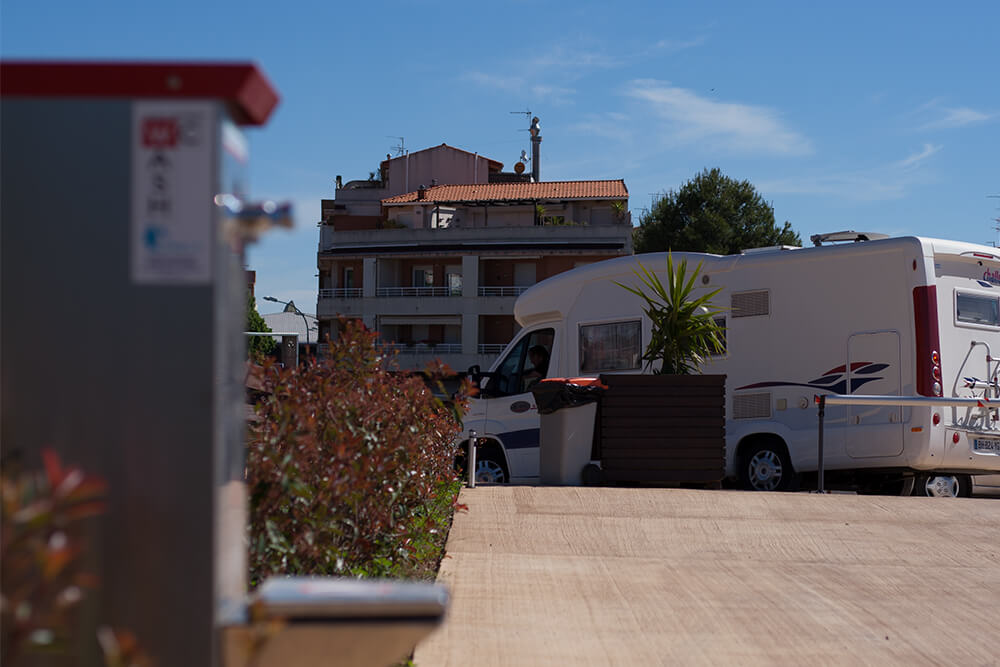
759;145;941;202
462;71;523;93
529;84;576;105
921;106;995;130
462;71;575;105
896;143;941;169
654;36;707;53
569;112;633;143
758;173;908;201
910;99;997;130
528;45;623;69
624;79;812;155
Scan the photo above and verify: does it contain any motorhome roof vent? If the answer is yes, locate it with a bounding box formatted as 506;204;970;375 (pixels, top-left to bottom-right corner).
810;230;890;246
731;290;770;318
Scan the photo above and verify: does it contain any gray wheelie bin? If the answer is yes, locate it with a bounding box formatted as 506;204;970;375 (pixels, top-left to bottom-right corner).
531;377;605;485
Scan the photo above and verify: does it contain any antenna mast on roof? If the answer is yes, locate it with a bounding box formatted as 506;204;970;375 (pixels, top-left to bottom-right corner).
989;195;1000;247
387;136;406;157
509;110;536;179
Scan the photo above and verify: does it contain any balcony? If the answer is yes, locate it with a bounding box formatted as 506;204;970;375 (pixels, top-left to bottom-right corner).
319;223;632;256
478;286;529;297
382;343;464;355
375;287;461;298
318;288;362;298
477;344;506;355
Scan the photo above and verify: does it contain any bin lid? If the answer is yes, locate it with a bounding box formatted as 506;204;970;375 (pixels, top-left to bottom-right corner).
539;377;608;389
0;61;279;126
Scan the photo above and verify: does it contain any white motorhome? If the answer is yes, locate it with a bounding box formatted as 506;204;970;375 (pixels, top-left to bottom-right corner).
461;234;1000;496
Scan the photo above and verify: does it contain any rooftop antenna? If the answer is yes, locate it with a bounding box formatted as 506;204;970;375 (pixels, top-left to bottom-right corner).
989;195;1000;247
509;110;534;176
387;136;406;157
509;109;532;123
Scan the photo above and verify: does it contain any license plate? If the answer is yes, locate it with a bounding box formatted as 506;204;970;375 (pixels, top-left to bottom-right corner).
973;438;1000;453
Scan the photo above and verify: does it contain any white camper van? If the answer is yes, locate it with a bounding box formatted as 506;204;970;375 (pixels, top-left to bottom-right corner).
461;234;1000;496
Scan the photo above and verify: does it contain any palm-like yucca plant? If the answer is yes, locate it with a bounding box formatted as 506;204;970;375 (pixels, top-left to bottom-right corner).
616;252;725;374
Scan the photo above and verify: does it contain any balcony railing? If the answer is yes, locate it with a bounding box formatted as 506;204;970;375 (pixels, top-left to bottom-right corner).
376;287;461;297
477;344;506;355
319;288;362;298
380;343;464;354
478;286;529;297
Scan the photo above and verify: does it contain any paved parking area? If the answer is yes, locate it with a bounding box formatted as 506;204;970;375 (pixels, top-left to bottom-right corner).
415;487;1000;666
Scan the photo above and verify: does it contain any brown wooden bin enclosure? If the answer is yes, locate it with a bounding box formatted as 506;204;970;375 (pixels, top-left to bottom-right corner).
594;374;726;485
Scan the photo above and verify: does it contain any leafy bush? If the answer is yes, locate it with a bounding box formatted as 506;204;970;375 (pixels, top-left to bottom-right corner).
247;320;468;585
1;450;152;666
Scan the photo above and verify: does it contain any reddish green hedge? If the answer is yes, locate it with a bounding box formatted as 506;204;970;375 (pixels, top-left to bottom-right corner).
247;321;468;584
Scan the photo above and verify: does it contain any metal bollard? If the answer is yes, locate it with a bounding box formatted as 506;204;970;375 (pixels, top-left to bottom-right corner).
816;395;826;493
467;430;477;488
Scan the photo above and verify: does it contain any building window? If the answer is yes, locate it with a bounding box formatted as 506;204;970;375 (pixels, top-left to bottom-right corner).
446;265;462;295
343;267;354;289
413;266;433;287
579;320;641;373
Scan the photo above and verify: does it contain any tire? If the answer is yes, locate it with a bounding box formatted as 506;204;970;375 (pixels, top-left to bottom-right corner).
455;441;509;484
474;453;507;484
912;474;972;498
740;440;795;491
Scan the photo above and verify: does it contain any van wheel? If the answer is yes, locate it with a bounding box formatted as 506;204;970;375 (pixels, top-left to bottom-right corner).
475;455;507;484
913;474;971;498
741;441;795;491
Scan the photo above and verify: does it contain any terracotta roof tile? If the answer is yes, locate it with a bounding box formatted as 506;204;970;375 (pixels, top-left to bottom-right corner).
382;180;628;205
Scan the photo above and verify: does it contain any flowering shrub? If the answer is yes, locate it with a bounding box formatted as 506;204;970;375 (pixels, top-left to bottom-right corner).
1;450;152;666
247;320;469;585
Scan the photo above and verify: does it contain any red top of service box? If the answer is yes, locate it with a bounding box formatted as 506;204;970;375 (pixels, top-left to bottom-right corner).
0;61;279;126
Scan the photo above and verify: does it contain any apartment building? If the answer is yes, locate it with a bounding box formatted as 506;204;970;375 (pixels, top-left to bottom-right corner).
317;142;632;371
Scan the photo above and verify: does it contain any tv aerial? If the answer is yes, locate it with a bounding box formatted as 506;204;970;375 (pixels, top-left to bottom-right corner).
387;136;405;157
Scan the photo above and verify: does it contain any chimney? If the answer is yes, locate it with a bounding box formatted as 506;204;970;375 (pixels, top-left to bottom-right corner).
529;116;542;182
417;184;426;200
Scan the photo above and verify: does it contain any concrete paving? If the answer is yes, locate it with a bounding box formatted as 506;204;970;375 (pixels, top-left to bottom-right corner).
415;487;1000;666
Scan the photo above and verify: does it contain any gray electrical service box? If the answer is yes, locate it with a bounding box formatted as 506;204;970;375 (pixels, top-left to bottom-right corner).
1;62;280;665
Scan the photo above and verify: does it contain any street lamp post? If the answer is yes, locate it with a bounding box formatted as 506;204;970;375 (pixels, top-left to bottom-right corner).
263;296;312;346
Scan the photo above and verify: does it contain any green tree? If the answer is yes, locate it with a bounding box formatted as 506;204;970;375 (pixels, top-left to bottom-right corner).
246;292;277;360
634;168;800;255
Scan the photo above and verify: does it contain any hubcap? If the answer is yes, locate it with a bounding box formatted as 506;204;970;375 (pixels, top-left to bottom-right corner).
748;450;783;491
475;459;506;484
922;476;960;497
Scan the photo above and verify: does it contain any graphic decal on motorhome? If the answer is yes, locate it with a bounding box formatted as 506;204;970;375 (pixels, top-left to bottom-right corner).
984;268;1000;286
736;362;889;395
497;428;541;450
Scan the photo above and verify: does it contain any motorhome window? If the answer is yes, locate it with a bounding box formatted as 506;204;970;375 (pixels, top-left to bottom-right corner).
956;292;1000;327
579;320;641;373
711;317;727;355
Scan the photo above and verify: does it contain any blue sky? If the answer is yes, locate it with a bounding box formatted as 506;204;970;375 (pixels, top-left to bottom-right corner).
4;1;998;314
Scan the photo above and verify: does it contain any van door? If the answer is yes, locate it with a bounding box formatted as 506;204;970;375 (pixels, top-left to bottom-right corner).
846;331;904;458
483;327;555;478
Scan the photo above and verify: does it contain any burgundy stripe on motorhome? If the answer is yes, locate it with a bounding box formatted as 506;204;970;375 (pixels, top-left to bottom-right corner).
913;285;941;396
